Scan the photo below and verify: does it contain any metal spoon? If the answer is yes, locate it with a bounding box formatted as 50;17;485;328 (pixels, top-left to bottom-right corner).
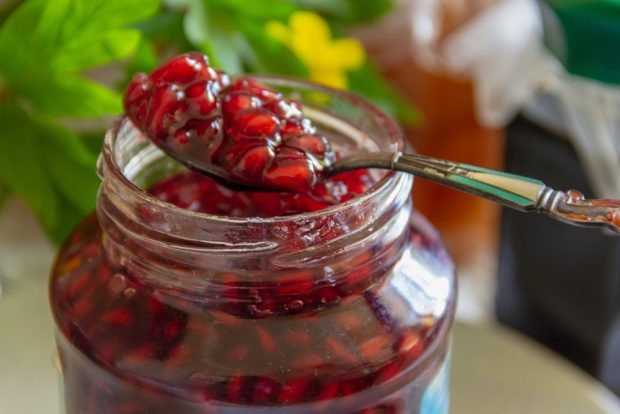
160;129;620;233
327;151;620;233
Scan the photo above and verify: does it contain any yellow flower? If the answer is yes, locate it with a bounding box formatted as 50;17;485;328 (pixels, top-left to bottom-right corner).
266;11;366;89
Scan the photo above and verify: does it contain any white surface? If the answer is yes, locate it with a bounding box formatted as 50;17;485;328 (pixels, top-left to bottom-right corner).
0;199;57;414
1;199;619;413
451;323;620;414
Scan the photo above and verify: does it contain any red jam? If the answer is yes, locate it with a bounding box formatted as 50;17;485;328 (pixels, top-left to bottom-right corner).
124;53;334;193
148;169;375;217
51;164;455;413
51;63;455;414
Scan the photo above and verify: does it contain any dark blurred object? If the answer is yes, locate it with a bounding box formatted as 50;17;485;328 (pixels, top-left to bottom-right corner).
497;0;620;395
498;114;620;394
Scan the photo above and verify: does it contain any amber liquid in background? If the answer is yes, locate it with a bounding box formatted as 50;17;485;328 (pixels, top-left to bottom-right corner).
357;0;505;265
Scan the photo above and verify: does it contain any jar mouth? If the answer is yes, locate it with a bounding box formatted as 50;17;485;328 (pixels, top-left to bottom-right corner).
101;75;410;227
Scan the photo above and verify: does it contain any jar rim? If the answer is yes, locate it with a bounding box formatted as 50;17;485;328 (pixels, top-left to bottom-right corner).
101;75;410;227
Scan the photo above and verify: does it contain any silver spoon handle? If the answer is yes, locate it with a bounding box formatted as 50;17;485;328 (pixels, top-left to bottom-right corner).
330;152;620;233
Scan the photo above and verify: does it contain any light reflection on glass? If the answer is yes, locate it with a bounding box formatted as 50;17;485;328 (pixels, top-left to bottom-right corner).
392;249;451;319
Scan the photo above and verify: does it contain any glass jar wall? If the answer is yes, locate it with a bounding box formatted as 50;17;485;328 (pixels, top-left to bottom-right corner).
50;78;456;413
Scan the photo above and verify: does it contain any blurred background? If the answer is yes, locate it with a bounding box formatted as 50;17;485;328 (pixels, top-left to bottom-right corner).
1;0;620;411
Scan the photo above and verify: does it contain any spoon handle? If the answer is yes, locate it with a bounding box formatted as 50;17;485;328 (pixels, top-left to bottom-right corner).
331;152;620;233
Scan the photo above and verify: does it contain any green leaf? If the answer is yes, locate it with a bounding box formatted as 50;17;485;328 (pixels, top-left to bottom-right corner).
133;10;189;45
0;178;10;212
0;103;102;244
348;62;421;126
162;0;192;9
293;0;395;24
50;29;142;73
79;130;106;156
201;31;245;75
0;0;159;244
181;0;305;75
36;122;99;214
0;0;53;79
0;104;59;230
0;0;22;26
124;38;158;83
95;0;160;27
239;20;308;76
24;76;121;117
211;0;298;20
0;0;158;105
43;190;85;245
290;0;351;17
59;0;160;35
184;0;244;74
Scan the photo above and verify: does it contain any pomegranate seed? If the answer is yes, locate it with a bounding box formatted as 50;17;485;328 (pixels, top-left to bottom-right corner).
187;89;216;116
185;81;207;98
252;376;280;403
337;314;364;330
291;353;325;370
230;77;281;101
264;99;302;119
398;331;422;356
255;326;276;354
317;286;340;303
316;382;340;400
124;53;335;192
227;375;245;403
360;336;391;360
163;320;183;341
376;361;401;383
287;329;312;346
216;70;231;89
221;91;261;119
228;344;249;361
278;378;311;403
285;134;329;158
265;156;315;192
326;337;359;365
143;84;185;141
229;108;280;140
125;74;150;107
231;145;274;179
70;299;93;317
149;52;214;84
280;118;315;136
101;309;132;325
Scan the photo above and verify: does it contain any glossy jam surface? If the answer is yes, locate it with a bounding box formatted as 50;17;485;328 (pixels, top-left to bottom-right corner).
51;173;455;413
124;53;334;192
149;169;374;217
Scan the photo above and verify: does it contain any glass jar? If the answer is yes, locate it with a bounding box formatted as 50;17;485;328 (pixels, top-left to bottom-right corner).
50;77;456;413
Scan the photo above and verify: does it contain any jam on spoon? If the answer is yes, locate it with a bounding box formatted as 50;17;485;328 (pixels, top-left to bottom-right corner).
124;52;335;193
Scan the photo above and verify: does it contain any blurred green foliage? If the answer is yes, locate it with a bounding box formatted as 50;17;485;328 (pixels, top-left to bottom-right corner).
0;0;417;245
0;0;159;243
